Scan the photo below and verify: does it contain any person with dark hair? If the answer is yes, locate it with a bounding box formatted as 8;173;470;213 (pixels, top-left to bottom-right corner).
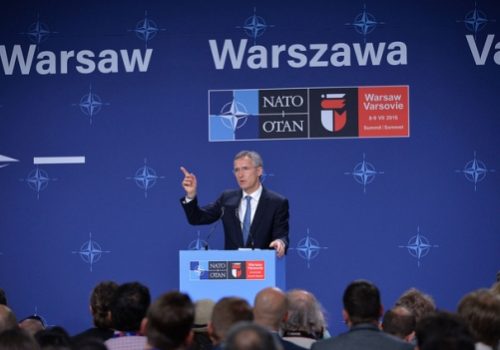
395;288;436;324
382;306;416;342
35;326;71;350
104;282;150;350
0;289;7;306
0;305;17;333
72;281;118;344
144;291;195;350
180;150;289;256
253;287;305;350
415;311;474;350
225;322;283;350
282;289;326;349
312;280;412;350
0;328;41;350
18;315;46;336
208;297;254;349
457;289;500;350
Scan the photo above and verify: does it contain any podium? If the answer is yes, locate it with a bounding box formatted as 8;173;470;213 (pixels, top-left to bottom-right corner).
179;249;285;304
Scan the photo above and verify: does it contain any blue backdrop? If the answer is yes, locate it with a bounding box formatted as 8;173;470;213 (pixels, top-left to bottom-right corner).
1;0;499;335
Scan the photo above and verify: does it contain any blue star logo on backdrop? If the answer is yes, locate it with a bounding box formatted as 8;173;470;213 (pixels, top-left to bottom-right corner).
72;232;111;272
457;2;495;38
130;11;166;49
20;167;57;199
0;154;19;169
220;96;250;132
289;229;328;268
398;227;439;267
346;4;384;43
237;7;274;44
73;85;110;125
345;153;384;193
188;231;208;250
260;170;275;183
127;158;165;198
455;151;495;191
21;14;57;47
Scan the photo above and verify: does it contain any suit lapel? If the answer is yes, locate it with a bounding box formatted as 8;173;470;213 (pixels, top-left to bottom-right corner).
250;187;267;242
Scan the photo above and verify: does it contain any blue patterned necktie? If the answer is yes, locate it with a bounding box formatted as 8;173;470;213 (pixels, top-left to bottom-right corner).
242;195;252;244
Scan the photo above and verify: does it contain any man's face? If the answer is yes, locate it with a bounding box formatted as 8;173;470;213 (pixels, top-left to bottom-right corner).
233;156;262;194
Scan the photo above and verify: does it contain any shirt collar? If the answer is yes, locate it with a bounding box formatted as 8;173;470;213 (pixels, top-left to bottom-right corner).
243;185;262;202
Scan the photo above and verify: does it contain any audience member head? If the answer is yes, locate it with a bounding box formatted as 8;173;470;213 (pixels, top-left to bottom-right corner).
490;281;500;296
34;326;71;350
0;305;18;333
90;281;118;329
0;328;41;350
282;289;326;339
253;287;287;331
18;315;46;336
72;338;108;350
0;289;7;306
395;288;436;323
225;322;283;350
193;299;215;333
342;280;382;327
415;311;473;350
109;282;150;332
209;297;253;345
382;306;415;342
145;291;195;350
457;288;500;348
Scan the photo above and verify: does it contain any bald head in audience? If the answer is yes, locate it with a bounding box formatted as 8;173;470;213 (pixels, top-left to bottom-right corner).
0;305;18;333
253;287;287;332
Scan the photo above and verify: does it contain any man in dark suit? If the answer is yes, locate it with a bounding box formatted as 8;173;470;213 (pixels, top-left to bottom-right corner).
311;280;413;350
180;150;289;257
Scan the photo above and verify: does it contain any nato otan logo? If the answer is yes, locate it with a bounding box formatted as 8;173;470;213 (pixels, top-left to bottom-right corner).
398;227;439;267
345;4;385;43
345;153;384;193
20;167;57;199
72;85;110;125
72;232;111;272
289;229;328;268
236;7;274;44
455;151;495;191
129;11;166;49
188;231;208;251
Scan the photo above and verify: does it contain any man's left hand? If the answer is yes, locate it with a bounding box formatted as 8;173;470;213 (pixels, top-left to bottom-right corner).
269;239;285;258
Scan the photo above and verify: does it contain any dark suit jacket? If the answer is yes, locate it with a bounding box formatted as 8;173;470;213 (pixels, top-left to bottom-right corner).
181;187;289;251
311;324;413;350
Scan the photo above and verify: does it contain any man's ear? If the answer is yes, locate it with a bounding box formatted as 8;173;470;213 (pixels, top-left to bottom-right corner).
342;309;349;324
140;318;148;335
184;330;194;347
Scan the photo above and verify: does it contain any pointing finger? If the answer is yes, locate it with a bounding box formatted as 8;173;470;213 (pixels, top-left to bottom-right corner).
180;166;190;177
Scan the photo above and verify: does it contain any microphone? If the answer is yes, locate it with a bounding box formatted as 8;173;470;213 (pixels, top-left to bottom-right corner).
204;207;225;250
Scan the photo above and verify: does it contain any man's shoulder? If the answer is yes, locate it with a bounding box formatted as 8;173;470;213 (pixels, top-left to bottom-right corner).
262;187;287;202
312;329;413;350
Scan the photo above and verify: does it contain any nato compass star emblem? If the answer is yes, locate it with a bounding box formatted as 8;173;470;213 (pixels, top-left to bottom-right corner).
21;14;57;46
289;229;328;268
345;4;384;43
399;227;439;267
72;232;111;272
261;170;275;184
188;231;208;250
237;7;274;44
219;95;250;133
127;158;165;198
455;151;495;191
20;167;57;199
457;2;495;38
345;153;384;194
130;11;166;49
73;85;110;125
0;154;19;169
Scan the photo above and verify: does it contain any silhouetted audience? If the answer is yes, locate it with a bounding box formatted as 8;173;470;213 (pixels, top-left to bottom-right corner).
415;311;474;350
189;299;215;350
382;306;416;342
0;305;18;333
18;315;46;336
282;289;326;349
457;289;500;350
0;289;7;306
72;281;118;344
395;288;436;324
311;280;412;350
35;326;71;350
144;291;195;350
0;327;41;350
104;282;150;350
208;297;253;350
225;321;283;350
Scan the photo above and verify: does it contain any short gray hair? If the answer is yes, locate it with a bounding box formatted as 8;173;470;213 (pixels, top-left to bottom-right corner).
234;151;263;168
